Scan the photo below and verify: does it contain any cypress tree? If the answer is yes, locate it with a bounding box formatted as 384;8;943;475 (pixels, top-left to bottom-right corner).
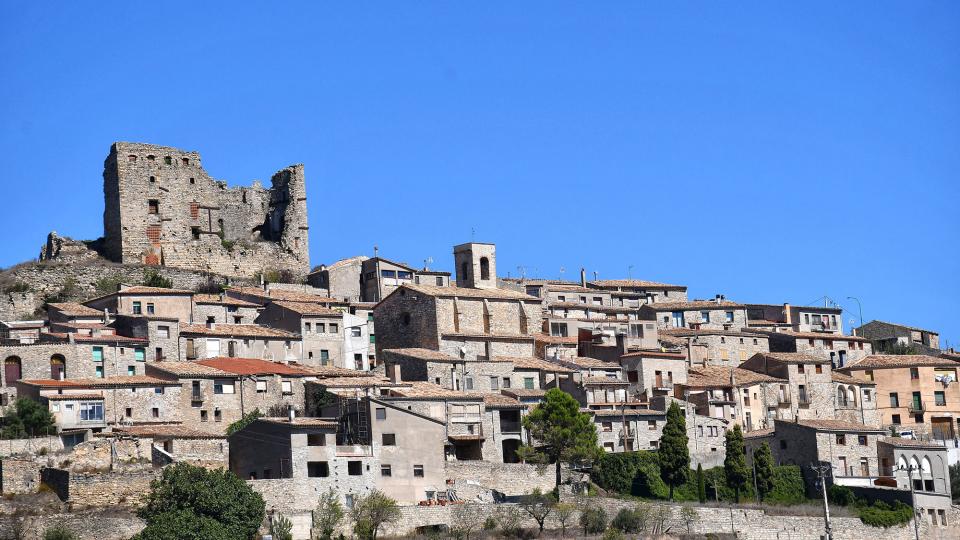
659;402;690;500
724;425;749;503
696;463;706;503
753;442;774;501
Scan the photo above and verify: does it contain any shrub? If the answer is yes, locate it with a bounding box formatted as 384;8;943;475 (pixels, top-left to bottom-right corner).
3;282;31;293
43;525;78;540
226;409;262;436
94;275;123;295
142;269;173;289
610;507;643;533
482;516;497;530
579;504;607;535
828;484;856;507
765;466;806;505
601;528;625;540
270;513;293;540
858;500;913;528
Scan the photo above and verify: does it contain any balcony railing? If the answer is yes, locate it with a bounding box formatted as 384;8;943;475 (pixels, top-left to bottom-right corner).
500;421;522;434
798;395;811;408
777;394;792;406
908;401;926;414
191;390;203;402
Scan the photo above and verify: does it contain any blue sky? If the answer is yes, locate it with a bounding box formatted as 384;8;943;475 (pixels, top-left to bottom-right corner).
1;2;957;345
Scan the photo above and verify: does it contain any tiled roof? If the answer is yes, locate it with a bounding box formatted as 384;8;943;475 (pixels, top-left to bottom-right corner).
46;393;104;401
258;417;338;428
643;300;744;311
387;381;481;400
228;287;341;305
118;286;195;295
395;283;538;301
193;294;259;307
498;356;574;373
483;394;526;409
558;356;617;369
47;302;103;317
591;408;665;418
270;300;342;317
112;425;226;439
879;437;947;449
792;419;885;432
22;376;176;389
684;366;785;389
313;366;374;378
743;428;775;439
621;349;687;360
179;323;298;339
441;332;534;343
831;372;875;386
546;284;604;294
840;355;957;370
581;376;629;386
533;334;578;345
196;357;319;376
383;348;463;363
750;352;830;364
41;332;148;344
588;280;686;290
503;388;547;398
148;362;231;377
755;329;871;343
863;320;938;335
314;376;400;389
660;328;766;339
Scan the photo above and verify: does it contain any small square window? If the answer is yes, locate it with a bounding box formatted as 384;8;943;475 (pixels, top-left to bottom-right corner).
308;461;329;478
858;435;867;445
381;465;392;477
375;407;387;420
382;433;396;446
151;407;159;418
307;433;326;446
413;465;424;477
348;461;362;476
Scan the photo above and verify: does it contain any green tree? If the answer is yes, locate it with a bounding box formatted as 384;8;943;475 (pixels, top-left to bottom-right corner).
696;463;706;503
349;490;400;540
43;525;78;540
518;388;601;488
724;425;749;503
579;504;607;535
658;402;690;499
226;408;263;436
553;502;576;537
519;488;555;534
2;398;56;438
142;269;173;288
951;463;960;502
313;488;345;540
135;463;265;540
753;442;774;501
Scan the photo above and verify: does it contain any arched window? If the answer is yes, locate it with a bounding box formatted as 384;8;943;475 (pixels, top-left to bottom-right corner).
479;257;490;280
837;386;848;407
460;261;470;283
898;456;908;471
50;355;66;380
921;456;932;476
910;456;921;473
4;356;22;384
847;386;857;407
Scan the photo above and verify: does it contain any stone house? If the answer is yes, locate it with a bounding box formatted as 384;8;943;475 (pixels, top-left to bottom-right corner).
178;322;301;362
308;255;368;301
592;408;665;452
342;309;373;371
225;286;347;310
745;303;844;334
877;438;952;528
586;279;689;306
639;298;747;331
382;348;516;393
146;358;317;433
533;333;579;360
46;302;105;325
38;332;152;378
753;329;873;368
855;320;942;356
831;371;881;426
256;301;345;368
193;294;260;325
659;328;769;367
84;285;195;323
0;321;44;345
837;354;960;441
110;314;179;363
498;356;573;393
619;349;689;402
16;375;183;431
105;424;229;467
679;365;787;433
739;352;837;422
361;257;417;303
745;419;886;494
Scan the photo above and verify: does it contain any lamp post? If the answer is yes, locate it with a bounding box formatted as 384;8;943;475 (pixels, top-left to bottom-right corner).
846;297;863;335
898;464;921;540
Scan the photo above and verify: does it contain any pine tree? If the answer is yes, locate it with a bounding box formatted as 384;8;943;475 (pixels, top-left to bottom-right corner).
658;402;690;500
518;388;601;488
696;463;706;503
753;442;774;501
724;425;749;503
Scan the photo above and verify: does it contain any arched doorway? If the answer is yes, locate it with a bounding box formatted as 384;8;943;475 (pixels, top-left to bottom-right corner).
50;355;66;380
4;357;22;384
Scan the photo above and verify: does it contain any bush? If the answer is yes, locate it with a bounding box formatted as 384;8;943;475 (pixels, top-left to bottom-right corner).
482;516;497;530
610;507;643;533
2;398;56;439
142;269;173;289
601;528;625;540
3;282;31;293
858;500;913;528
592;451;669;498
226;409;262;436
765;466;807;505
94;275;123;295
579;504;607;535
43;525;77;540
270;513;293;540
828;484;856;507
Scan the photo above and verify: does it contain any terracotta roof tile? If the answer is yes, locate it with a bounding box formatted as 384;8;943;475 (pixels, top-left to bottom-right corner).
195;357;319;376
743;428;775;439
258;417;338;428
21;376;176;389
643;300;744;311
193;294;259;308
587;280;687;290
227;287;342;305
483;394;526;409
879;437;947;449
792;419;884;432
557;356;617;369
754;329;871;343
179;323;298;339
750;352;830;364
533;334;578;345
46;393;104;401
47;302;103;317
684;366;785;389
148;362;231;377
395;283;538;301
383;348;463;363
497;356;574;373
581;376;629;386
841;354;957;370
831;372;875;386
386;381;482;400
590;408;665;418
112;425;226;439
503;388;547;398
270;301;343;317
314;376;401;389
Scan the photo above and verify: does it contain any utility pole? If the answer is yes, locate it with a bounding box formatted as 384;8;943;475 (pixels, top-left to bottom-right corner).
811;463;833;540
753;457;760;503
900;464;921;540
846;296;863;335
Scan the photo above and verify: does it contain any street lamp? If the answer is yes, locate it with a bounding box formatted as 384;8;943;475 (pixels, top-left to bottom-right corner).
846;297;863;335
897;464;921;540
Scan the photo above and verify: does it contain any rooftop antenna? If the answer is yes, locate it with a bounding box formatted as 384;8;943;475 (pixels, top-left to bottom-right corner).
471;227;475;242
593;271;599;281
628;265;634;280
559;267;565;281
423;257;433;271
517;266;526;280
373;245;379;258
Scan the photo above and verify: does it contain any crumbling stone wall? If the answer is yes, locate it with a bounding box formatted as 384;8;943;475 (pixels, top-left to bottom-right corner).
102;142;310;278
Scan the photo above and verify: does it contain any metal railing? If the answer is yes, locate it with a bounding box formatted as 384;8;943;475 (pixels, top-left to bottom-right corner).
907;401;925;414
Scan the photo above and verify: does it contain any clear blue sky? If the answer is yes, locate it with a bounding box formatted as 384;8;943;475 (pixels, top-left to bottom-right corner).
1;2;957;345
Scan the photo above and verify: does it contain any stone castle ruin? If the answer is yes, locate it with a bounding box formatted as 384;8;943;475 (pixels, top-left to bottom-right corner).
101;142;310;278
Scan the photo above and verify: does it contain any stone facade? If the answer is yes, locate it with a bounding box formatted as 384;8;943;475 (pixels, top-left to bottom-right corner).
102;142;309;278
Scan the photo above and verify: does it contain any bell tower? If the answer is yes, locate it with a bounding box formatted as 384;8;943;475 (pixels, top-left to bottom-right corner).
453;242;496;289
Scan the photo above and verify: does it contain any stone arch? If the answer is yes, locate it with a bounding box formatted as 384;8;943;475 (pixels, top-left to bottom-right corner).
836;386;848;407
479;257;490;280
898;456;908;471
4;356;22;384
910;456;921;472
50;354;66;380
847;386;857;407
921;456;932;476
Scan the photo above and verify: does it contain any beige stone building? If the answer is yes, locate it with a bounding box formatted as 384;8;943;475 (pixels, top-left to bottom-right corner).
84;285;195;323
745;303;844;334
752;329;873;368
193;294;260;325
680;365;787;432
178;322;301;362
659;328;769;367
739;352;837;422
256;301;345;368
640;298;747;331
586;279;688;306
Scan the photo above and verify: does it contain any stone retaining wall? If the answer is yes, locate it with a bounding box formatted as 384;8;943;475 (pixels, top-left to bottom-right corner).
0;436;62;458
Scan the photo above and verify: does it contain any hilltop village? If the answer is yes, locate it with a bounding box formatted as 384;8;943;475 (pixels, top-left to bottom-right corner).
0;143;957;539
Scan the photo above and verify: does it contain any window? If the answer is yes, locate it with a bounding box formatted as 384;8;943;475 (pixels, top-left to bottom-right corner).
797;364;805;373
436;276;444;286
132;301;142;315
345;495;354;509
502;377;511;389
375;407;387;420
369;334;376;344
127;366;136;375
148;200;159;214
479;257;490;280
671;311;685;328
910;368;919;379
381;269;396;279
858;435;867;445
125;407;133;418
200;410;209;422
836;433;846;446
95;366;104;378
601;422;613;432
550;322;568;337
891;414;901;425
935;391;946;406
256;380;267;393
347;461;362;476
465;377;474;390
381;465;392;477
648;420;657;430
308;433;326;446
305;322;312;333
155;386;164;394
79;402;103;421
330;323;339;333
351;327;362;338
725;311;734;323
146;303;155;314
397;271;412;280
151;407;159;419
134;348;145;361
320;350;330;364
700;311;710;323
308;461;329;478
524;377;534;390
214;409;222;422
157;325;170;338
413;465;424;477
214;380;235;394
889;393;899;407
382;433;396;446
281;380;292;394
317;323;326;333
490;376;499;390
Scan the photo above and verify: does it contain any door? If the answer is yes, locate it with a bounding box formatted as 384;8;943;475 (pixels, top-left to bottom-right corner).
4;358;21;383
227;341;236;358
912;392;922;411
655;371;663;387
837;457;847;476
50;356;65;380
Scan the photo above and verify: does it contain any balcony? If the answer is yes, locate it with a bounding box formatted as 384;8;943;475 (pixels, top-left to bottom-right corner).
908;401;926;414
191;390;203;402
709;394;735;405
798;395;811;408
500;420;522;434
777;394;792;407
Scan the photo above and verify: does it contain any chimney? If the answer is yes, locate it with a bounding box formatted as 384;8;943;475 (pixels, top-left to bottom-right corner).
580;268;586;287
287;404;295;422
68;332;75;344
615;332;627;355
783;303;792;325
103;308;110;324
715;294;722;304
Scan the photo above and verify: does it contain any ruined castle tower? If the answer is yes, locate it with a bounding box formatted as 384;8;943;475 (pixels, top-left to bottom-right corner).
102;142;310;278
